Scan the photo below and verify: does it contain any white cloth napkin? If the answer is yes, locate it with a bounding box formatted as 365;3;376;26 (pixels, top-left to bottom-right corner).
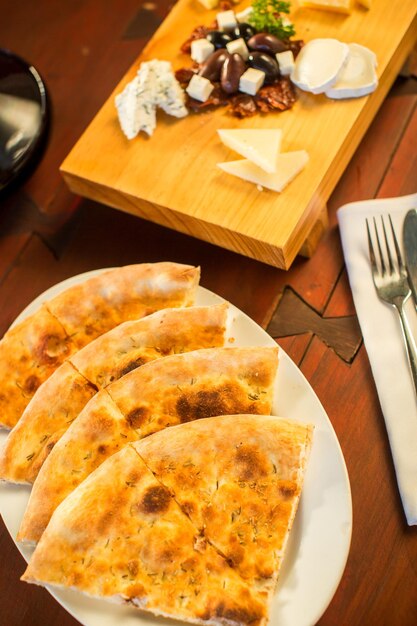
338;192;417;525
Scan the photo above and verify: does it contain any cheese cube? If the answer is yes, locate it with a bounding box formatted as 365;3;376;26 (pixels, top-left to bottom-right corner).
236;7;253;23
186;74;214;102
239;68;265;96
216;10;237;31
226;37;249;61
191;39;215;64
276;50;295;76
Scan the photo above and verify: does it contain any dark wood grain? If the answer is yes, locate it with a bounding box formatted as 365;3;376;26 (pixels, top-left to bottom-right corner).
267;287;362;362
1;2;417;626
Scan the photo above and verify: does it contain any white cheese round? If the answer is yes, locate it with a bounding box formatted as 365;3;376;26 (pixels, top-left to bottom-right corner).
325;43;378;99
290;38;350;94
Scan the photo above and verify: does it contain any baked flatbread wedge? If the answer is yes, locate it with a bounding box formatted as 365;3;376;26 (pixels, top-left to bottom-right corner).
0;305;74;431
22;444;269;626
135;414;313;594
17;346;278;544
46;262;200;350
0;262;200;429
0;304;227;484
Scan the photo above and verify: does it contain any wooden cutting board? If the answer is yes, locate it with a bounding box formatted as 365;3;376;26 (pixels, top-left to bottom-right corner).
60;0;417;269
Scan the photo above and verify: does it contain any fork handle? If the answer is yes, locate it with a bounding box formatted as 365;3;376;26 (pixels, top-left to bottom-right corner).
396;302;417;396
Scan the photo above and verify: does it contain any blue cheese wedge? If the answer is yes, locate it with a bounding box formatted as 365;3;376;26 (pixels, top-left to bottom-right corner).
115;69;157;139
153;61;189;118
325;43;378;99
217;151;309;192
218;129;282;173
115;60;188;139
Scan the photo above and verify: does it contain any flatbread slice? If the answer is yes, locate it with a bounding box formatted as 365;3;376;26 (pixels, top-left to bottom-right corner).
46;262;200;350
0;304;227;484
135;414;313;593
107;346;278;436
18;346;278;543
0;305;73;429
0;362;97;484
70;303;228;388
22;445;269;626
0;262;200;429
17;390;139;543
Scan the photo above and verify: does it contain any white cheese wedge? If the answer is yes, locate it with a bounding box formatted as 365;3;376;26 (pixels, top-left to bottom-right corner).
298;0;352;13
325;43;378;99
291;38;350;94
217;151;309;192
218;129;282;173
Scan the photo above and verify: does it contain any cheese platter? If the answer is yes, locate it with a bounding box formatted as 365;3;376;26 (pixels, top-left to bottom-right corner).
60;0;417;269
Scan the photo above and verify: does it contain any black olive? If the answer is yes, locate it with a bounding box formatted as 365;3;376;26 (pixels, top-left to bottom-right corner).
232;23;257;42
198;49;230;82
220;53;246;94
206;31;233;49
248;52;280;84
247;33;288;55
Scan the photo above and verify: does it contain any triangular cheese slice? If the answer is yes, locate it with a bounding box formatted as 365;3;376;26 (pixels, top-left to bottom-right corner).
218;151;309;192
18;346;278;544
218;129;282;173
0;304;227;485
22;444;270;626
135;415;313;593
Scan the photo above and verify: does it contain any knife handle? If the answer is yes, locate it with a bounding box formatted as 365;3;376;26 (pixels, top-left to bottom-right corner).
397;301;417;398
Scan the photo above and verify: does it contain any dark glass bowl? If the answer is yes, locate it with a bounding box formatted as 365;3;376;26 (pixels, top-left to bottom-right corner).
0;49;50;196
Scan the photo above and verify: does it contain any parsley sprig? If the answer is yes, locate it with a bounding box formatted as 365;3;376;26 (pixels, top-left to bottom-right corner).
249;0;296;40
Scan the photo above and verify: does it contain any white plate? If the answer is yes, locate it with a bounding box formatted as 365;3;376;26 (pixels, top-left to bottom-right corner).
0;269;352;626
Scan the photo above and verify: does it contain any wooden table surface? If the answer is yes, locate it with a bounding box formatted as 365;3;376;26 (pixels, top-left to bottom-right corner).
0;2;416;625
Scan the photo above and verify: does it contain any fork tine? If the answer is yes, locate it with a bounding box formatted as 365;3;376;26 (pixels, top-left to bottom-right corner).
388;214;405;271
366;218;378;273
381;216;395;274
373;216;386;276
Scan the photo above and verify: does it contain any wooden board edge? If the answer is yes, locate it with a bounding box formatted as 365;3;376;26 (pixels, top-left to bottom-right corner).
61;170;292;269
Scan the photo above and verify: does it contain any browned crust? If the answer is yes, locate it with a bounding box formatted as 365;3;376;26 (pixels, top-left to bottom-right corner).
134;414;313;587
0;263;200;429
21;444;269;626
17;346;277;543
0;304;226;486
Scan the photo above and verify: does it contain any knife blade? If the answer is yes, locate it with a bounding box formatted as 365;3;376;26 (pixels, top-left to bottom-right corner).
403;208;417;309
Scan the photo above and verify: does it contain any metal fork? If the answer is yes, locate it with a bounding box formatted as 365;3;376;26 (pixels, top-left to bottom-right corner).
366;215;417;396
